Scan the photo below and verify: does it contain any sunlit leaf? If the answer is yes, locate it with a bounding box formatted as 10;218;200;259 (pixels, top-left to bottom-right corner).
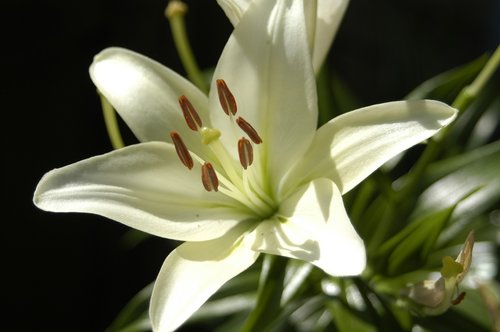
415;142;500;245
326;299;377;332
406;55;488;103
375;205;454;275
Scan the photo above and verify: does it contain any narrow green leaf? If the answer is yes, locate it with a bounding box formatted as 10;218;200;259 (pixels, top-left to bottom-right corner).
105;283;153;332
240;255;288;332
386;206;455;275
423;140;500;187
451;285;498;330
416;307;491;332
326;299;377;332
374;186;479;276
189;293;256;322
406;54;488;102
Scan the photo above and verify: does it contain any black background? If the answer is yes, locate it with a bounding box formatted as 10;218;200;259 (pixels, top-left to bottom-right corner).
3;0;498;331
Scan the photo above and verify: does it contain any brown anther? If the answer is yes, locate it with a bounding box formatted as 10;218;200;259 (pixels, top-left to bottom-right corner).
236;117;262;144
238;137;253;169
201;162;219;192
216;79;237;115
451;291;466;305
179;95;202;131
170;131;193;169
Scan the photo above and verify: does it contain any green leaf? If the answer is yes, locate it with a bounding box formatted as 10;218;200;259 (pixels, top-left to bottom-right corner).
239;255;288;332
451;284;498;330
465;96;500;150
416;307;491;332
379;205;455;276
406;54;488;102
445;79;500;156
374;184;481;276
105;283;153;332
414;141;500;245
423;140;500;187
326;299;378;332
189;293;256;322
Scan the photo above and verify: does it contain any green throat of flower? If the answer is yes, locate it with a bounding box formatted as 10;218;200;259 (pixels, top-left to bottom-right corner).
170;79;277;219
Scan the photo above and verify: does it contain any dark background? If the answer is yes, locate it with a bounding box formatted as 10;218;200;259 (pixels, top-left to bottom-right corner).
3;0;498;331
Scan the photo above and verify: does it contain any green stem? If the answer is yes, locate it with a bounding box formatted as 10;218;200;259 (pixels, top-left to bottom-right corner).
240;255;288;332
452;45;500;111
401;45;500;198
368;46;500;254
99;91;124;149
165;1;208;94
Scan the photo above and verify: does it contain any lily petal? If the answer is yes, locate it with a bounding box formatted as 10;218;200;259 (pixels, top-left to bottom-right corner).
216;0;350;72
250;178;365;276
282;100;458;196
150;225;259;332
312;0;350;71
34;142;248;241
216;0;250;26
90;47;211;158
210;0;317;194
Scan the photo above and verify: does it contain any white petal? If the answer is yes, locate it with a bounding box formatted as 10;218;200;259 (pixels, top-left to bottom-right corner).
250;178;365;276
216;0;250;26
282;100;458;196
150;225;259;332
209;0;318;194
217;0;350;73
312;0;350;72
90;47;211;158
34;142;248;241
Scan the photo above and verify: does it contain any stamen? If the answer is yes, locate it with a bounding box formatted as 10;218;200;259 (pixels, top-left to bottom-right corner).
216;79;237;115
170;131;193;169
451;291;466;305
179;95;202;131
238;137;253;169
201;162;219;192
236;117;262;144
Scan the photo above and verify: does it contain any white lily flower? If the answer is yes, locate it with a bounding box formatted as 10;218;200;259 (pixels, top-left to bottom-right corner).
217;0;350;72
33;0;457;331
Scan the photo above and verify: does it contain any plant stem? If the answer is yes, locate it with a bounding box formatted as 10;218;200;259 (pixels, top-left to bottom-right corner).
370;46;500;252
452;45;500;111
99;91;124;149
240;255;288;332
165;1;209;94
401;45;500;198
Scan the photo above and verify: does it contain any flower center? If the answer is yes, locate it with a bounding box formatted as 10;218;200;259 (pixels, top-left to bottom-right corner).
170;79;275;217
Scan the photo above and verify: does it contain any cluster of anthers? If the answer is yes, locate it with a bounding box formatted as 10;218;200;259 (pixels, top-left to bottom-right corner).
169;79;274;215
